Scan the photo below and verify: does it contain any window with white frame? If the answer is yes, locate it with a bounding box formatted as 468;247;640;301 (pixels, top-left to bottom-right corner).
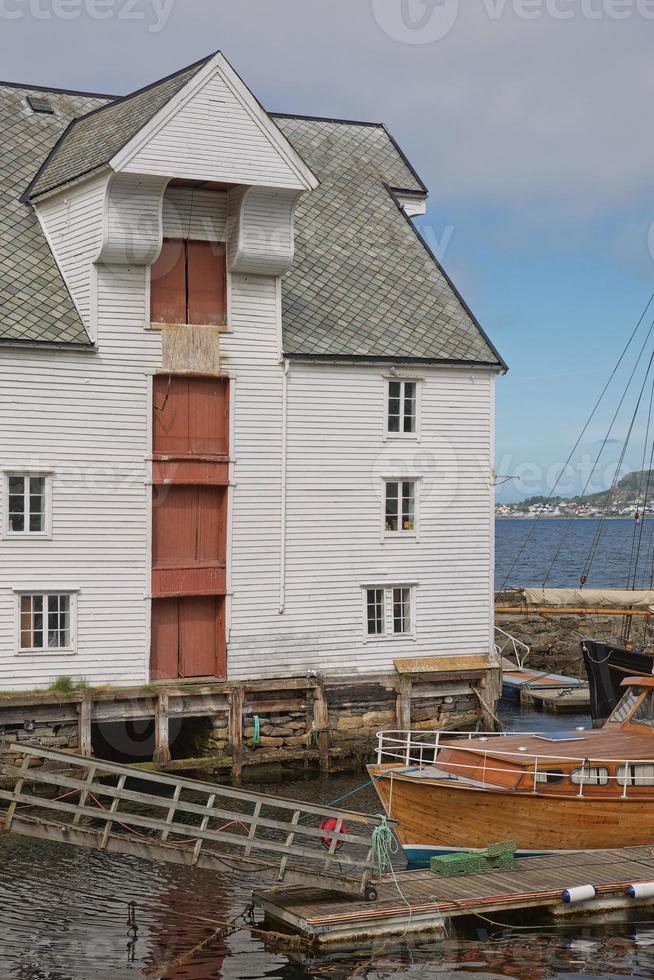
5;473;50;535
387;380;417;436
18;593;76;652
364;585;415;638
366;588;385;636
385;480;416;534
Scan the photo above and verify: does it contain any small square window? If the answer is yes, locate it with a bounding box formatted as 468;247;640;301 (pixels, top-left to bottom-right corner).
17;592;76;653
387;380;417;436
384;480;416;534
4;473;51;536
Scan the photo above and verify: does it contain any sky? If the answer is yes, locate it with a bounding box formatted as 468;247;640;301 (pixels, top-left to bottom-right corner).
3;0;654;501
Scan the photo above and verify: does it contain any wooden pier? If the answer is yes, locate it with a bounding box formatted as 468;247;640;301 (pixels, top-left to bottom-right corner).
254;846;654;944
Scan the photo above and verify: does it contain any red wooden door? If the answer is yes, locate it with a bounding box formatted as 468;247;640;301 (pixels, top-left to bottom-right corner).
151;597;225;680
151;376;229;681
150;238;227;326
153;376;229;457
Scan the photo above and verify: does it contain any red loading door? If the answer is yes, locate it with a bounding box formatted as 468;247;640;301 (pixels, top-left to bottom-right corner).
151;597;226;680
153;376;229;458
187;241;227;326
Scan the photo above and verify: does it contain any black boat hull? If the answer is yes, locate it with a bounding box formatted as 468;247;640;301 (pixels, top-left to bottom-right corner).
581;638;654;725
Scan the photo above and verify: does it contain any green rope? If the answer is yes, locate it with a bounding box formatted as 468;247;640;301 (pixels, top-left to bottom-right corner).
371;816;398;875
250;715;261;749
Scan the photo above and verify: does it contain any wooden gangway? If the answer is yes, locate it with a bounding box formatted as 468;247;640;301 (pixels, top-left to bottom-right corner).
0;743;389;900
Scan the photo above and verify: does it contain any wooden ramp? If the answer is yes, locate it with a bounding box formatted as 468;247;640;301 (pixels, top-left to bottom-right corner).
0;743;388;900
254;846;654;944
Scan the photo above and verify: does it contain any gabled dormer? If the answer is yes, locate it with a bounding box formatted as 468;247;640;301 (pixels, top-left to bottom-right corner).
24;52;318;344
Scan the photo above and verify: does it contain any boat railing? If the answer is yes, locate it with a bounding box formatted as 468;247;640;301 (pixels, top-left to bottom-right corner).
494;625;531;669
375;730;654;799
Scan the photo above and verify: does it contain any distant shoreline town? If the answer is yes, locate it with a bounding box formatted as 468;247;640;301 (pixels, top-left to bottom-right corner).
496;468;654;519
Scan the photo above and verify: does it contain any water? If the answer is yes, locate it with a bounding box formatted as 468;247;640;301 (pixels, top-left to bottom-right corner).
496;517;654;590
2;523;650;978
5;698;652;980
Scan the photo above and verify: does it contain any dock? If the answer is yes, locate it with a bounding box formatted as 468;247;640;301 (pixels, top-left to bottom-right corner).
520;684;591;713
254;846;654;944
501;661;590;714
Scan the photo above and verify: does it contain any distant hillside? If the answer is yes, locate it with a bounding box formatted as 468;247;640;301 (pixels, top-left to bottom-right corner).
499;470;654;517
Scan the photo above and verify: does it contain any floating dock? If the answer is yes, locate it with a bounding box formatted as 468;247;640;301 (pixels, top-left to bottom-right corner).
254;846;654;944
501;663;590;714
520;684;591;713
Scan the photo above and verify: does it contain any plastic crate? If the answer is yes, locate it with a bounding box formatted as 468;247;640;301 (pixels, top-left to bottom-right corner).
483;839;517;859
430;852;489;877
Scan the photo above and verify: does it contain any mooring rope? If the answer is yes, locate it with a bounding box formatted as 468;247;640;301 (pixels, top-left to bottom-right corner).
371;816;398;874
250;714;261;749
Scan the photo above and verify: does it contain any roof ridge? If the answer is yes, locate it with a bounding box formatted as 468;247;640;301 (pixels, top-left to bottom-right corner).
50;51;217;131
0;79;116;99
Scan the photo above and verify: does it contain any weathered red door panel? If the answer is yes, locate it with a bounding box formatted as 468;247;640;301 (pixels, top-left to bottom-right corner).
151;599;180;680
187;241;227;326
150;238;186;324
180;596;220;677
153;376;191;456
187;377;229;456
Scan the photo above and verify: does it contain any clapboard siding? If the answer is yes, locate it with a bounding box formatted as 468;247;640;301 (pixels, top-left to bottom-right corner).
162;187;227;242
34;173;109;332
0;263;160;690
122;69;305;189
226;363;494;679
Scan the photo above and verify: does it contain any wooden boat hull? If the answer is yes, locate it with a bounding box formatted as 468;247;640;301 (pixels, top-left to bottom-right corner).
368;765;654;866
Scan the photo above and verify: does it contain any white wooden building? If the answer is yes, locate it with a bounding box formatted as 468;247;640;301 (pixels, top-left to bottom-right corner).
0;52;506;693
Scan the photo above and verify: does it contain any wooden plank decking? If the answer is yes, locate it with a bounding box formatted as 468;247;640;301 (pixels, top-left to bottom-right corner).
254;846;654;944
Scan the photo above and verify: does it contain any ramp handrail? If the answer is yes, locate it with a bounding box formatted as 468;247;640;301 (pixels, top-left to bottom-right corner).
495;625;530;669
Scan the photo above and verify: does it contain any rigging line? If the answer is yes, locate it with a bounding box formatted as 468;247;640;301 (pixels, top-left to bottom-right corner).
500;291;654;591
582;346;654;584
628;372;654;589
542;313;654;587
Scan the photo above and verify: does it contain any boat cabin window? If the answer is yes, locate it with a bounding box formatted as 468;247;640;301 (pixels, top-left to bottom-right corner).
533;769;566;785
630;690;654;728
608;687;641;723
617;763;654;787
570;766;609;786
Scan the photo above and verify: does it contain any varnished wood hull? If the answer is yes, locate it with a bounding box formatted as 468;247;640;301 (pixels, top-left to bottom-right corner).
368;766;654;863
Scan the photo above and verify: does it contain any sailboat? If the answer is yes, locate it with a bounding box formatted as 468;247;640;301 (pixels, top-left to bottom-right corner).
497;587;654;725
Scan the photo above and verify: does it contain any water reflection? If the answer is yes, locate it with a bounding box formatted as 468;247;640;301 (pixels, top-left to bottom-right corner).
2;699;654;978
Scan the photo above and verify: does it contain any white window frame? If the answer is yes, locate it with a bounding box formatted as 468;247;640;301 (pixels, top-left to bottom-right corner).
382;478;419;539
3;471;53;539
14;590;78;655
361;584;417;642
384;376;422;441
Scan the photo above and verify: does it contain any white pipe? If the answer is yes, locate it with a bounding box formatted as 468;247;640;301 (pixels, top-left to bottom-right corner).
279;358;290;614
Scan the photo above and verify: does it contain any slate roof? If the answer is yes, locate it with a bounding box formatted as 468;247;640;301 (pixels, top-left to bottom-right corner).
24;55;212;202
274;116;503;366
0;83;109;345
0;64;504;367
